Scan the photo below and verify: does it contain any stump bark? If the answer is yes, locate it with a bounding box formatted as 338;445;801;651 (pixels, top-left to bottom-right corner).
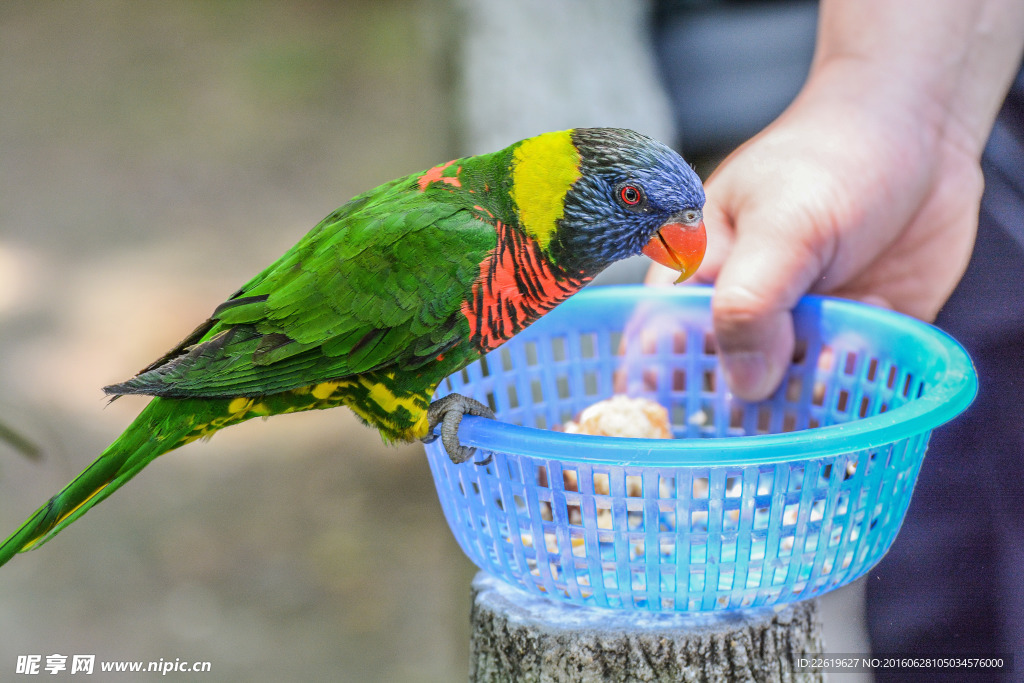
469;573;826;683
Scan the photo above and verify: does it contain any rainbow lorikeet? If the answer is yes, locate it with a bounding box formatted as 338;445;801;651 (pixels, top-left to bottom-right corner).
0;128;705;566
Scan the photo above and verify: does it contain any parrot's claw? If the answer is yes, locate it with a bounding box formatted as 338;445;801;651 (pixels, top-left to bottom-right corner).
424;393;495;465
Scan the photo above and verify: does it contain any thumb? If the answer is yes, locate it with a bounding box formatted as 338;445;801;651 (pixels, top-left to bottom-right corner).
711;213;828;401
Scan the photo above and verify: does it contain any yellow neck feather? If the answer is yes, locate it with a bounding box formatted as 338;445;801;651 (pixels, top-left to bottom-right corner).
508;130;582;251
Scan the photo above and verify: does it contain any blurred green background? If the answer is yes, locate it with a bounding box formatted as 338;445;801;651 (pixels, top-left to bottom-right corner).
0;2;475;680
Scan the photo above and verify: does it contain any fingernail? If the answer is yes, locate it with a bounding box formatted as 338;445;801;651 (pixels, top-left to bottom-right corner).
721;351;768;401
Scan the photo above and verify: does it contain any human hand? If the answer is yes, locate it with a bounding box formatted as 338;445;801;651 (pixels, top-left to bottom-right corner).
647;62;984;400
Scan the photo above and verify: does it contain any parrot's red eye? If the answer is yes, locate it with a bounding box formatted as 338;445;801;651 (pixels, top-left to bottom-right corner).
620;185;642;205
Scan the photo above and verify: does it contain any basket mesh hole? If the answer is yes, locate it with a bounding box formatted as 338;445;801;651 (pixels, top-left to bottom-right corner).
690;510;708;531
660;501;676;530
811;380;826;407
691;543;707;563
757;407;771;433
702;370;715;393
566;503;582;525
506;385;519;408
613;369;627;392
599;533;615;560
786;376;803;402
789;466;804;492
757;471;774;495
671;404;687;428
810;499;826;522
641;330;658;355
628;510;644;530
837;389;850;413
673;331;687;353
725;476;740;497
723;510;739;531
886;365;898;389
540;501;553;522
858;396;870;418
535;465;549;487
583;371;600;396
610;331;624;356
556;375;570;399
479;354;491;377
754;507;770;530
729;404;744;431
544;530;558;553
626;475;642;497
866;357;879;382
571;533;586;556
596;501;613;529
843;352;858;375
524;341;539;366
782;412;797;432
580;332;597;359
551;336;567;362
818;345;835;372
673;369;686;391
593;472;610;495
693;477;709;499
792;338;808;364
703;332;716;355
697;403;715;429
500;347;513;371
783;503;799;526
719;566;736;593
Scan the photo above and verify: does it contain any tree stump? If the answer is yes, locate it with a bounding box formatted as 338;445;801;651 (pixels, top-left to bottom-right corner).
469;573;825;683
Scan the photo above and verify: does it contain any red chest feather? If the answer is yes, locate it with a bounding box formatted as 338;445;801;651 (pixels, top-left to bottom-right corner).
461;222;590;351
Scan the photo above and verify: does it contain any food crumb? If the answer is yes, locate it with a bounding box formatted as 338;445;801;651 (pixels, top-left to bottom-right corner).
562;395;673;439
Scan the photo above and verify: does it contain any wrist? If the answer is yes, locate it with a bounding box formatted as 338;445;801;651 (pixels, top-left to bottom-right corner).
809;0;1024;158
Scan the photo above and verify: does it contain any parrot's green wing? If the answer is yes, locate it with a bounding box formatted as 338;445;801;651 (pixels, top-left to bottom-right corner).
107;178;496;399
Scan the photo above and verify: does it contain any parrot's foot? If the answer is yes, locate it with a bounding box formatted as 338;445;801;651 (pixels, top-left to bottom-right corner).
423;393;495;465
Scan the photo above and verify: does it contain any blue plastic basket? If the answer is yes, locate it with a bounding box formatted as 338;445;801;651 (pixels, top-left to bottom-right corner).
423;285;976;612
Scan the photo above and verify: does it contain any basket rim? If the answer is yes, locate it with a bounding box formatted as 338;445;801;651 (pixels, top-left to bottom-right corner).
452;285;978;466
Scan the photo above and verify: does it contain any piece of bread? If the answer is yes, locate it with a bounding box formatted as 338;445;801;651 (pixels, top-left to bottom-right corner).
563;395;673;440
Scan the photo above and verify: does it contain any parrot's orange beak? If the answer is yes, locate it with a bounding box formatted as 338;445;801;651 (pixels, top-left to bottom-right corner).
641;216;706;284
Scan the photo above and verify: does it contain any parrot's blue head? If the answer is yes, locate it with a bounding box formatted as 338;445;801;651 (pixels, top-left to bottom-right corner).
555;127;706;280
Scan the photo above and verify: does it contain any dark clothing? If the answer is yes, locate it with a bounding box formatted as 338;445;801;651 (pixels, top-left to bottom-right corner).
866;66;1024;683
